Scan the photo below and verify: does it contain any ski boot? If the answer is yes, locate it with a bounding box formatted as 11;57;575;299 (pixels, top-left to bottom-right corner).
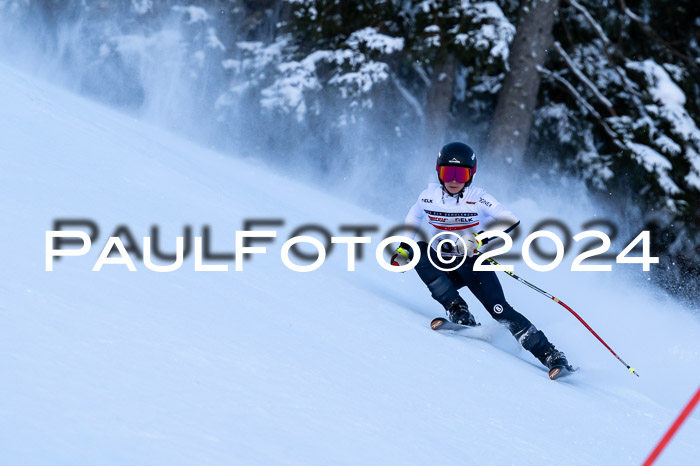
445;299;479;327
539;346;573;379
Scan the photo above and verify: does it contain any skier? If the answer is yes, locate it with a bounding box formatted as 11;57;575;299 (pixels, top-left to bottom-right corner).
391;142;570;375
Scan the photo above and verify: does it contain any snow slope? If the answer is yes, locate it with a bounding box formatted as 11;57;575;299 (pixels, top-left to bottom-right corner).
1;61;699;466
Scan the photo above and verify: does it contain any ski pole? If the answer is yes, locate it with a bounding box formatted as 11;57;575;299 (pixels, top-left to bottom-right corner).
483;256;639;377
642;385;700;465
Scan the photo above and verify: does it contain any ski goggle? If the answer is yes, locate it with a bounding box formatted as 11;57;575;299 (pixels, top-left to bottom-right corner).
438;165;472;183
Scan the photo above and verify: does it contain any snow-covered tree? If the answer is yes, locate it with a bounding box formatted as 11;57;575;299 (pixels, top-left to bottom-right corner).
528;0;700;297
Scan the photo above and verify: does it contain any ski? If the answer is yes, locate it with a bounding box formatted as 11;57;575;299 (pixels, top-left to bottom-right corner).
430;317;479;331
428;316;512;347
428;317;494;342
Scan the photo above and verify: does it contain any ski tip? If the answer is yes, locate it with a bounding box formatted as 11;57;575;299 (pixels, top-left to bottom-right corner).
549;365;578;380
430;317;447;330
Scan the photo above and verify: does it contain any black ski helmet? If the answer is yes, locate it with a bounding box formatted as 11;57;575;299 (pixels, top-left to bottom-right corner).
436;142;477;188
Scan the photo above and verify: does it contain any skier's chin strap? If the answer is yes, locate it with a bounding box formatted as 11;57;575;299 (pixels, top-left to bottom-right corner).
440;184;465;203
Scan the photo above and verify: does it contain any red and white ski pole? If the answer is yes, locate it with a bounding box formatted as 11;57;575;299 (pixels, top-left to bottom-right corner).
483;256;639;377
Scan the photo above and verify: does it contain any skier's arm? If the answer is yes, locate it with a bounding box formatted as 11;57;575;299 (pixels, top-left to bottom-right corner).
403;200;425;239
476;193;520;245
488;203;520;234
391;200;424;266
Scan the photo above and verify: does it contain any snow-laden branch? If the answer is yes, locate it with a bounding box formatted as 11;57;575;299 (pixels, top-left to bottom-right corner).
565;0;610;47
619;0;698;71
561;0;644;104
538;65;625;150
553;41;617;117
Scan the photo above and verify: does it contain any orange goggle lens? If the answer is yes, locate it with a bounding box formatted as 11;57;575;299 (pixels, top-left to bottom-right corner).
438;166;471;183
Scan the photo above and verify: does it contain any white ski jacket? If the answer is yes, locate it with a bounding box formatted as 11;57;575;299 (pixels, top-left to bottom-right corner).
403;183;519;249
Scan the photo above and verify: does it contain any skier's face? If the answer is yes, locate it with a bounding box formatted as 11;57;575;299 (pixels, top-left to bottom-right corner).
444;181;465;194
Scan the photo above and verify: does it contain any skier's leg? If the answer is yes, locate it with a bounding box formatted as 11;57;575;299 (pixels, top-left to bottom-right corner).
412;242;478;325
456;264;554;360
412;241;462;307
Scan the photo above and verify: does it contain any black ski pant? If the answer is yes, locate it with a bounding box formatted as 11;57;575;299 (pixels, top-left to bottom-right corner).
413;241;552;359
